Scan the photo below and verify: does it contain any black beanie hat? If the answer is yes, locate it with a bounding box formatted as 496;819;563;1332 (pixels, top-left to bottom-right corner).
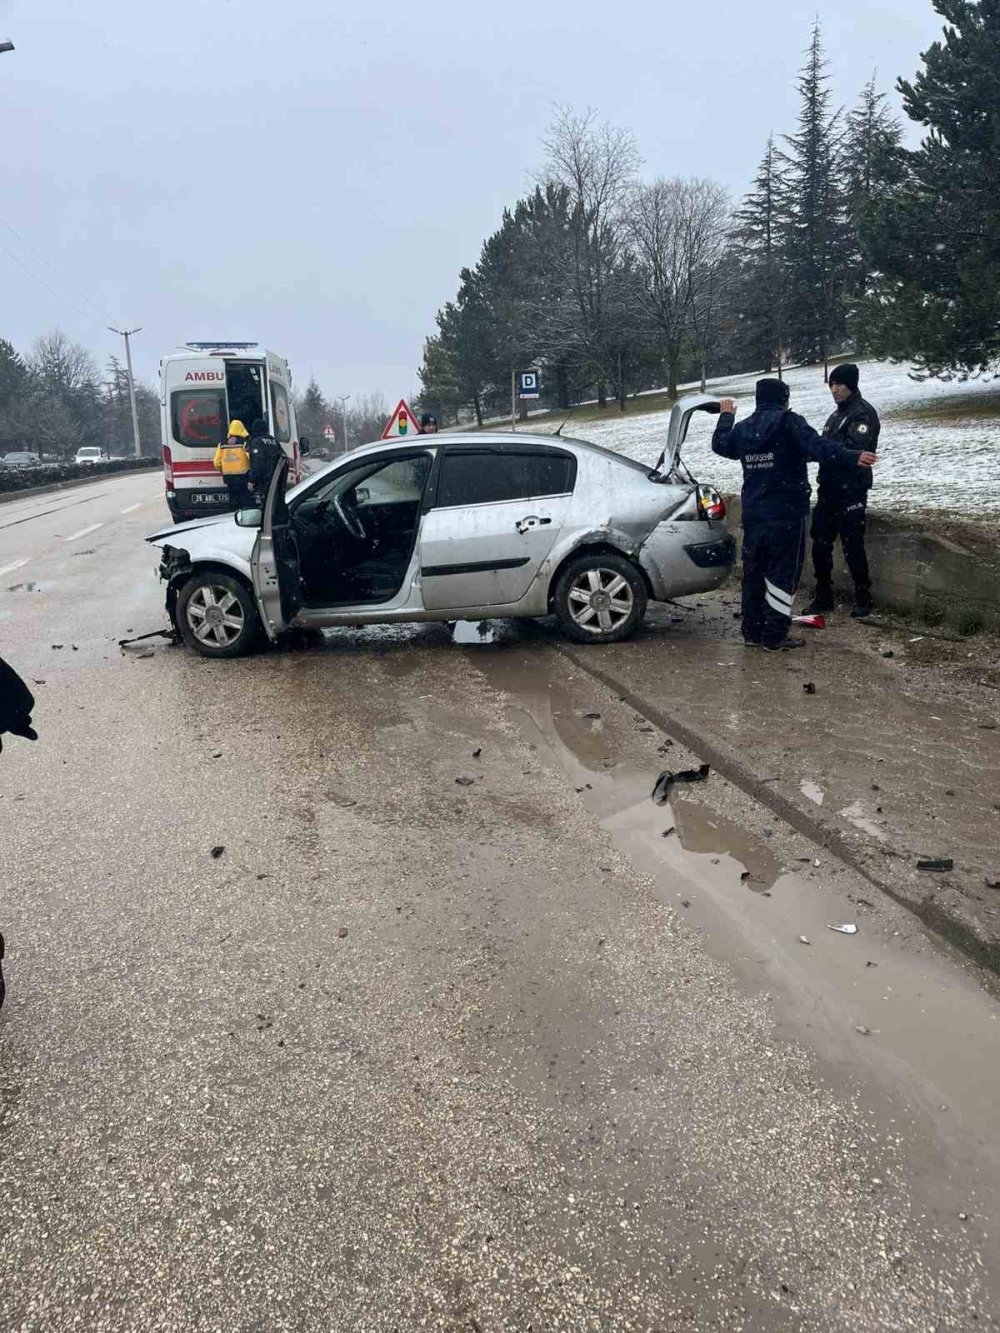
829;363;860;392
755;377;790;407
250;418;269;436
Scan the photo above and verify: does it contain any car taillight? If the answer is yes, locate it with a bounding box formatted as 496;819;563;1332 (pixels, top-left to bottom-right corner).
698;484;726;520
163;444;173;485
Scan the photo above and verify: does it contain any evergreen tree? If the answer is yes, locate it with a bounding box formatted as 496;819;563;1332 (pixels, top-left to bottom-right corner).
0;339;31;451
862;0;1000;377
421;287;495;426
295;377;332;447
842;74;905;312
780;23;853;373
733;136;793;374
843;74;905;224
104;356;132;454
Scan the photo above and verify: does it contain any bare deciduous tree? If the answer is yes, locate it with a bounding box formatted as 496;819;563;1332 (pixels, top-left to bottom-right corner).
628;177;731;397
31;329;98;392
345;393;388;447
541;108;641;407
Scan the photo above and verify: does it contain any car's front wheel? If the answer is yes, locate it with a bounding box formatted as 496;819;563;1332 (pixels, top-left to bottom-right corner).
176;571;263;658
553;553;647;644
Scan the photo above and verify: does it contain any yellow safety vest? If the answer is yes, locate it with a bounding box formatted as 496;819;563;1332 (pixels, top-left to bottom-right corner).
214;441;250;476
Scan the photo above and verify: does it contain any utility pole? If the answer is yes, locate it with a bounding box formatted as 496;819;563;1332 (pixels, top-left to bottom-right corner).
510;369;516;433
109;326;142;457
335;395;351;453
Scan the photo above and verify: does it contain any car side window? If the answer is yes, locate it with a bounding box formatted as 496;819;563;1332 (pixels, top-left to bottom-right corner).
294;453;432;518
351;456;431;507
436;450;575;508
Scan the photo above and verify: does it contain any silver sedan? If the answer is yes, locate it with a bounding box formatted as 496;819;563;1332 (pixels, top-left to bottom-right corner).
146;396;734;657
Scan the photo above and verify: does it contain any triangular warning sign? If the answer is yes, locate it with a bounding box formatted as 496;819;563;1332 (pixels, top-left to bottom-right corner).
380;398;420;440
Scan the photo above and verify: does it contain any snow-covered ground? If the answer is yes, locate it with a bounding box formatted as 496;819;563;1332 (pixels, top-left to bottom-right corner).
573;361;999;516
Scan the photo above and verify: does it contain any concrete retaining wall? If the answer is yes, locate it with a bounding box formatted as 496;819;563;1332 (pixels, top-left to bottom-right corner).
723;495;1000;632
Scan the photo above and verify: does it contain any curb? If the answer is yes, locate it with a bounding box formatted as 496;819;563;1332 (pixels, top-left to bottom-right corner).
556;642;1000;980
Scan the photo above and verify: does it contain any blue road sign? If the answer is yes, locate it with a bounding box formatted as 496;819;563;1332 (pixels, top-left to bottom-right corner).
518;370;541;399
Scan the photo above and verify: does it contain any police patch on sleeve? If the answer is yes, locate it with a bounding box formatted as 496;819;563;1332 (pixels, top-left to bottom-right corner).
856;423;869;435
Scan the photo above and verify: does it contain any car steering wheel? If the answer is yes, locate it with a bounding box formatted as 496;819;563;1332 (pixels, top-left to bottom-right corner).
332;493;367;541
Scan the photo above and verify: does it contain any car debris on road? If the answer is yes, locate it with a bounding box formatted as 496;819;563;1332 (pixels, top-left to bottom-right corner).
652;763;711;805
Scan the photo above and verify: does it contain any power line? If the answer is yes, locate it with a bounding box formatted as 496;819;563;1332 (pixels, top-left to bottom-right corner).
0;217;112;328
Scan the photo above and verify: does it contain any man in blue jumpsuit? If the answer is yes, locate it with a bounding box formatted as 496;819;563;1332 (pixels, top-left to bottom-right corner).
712;379;875;651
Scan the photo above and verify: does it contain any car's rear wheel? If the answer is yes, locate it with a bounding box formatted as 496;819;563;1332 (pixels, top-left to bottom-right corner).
176;571;263;658
554;553;647;644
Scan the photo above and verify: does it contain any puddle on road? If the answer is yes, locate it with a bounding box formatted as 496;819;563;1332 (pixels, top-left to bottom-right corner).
451;619;498;645
671;798;781;891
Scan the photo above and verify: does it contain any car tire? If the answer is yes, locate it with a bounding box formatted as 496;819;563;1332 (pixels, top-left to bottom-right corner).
176;571;263;658
553;552;647;644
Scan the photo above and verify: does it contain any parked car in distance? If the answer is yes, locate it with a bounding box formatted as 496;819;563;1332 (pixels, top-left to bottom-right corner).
75;447;109;465
0;451;41;469
146;396;735;658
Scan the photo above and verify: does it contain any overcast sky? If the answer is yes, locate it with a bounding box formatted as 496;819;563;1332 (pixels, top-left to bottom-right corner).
1;0;944;402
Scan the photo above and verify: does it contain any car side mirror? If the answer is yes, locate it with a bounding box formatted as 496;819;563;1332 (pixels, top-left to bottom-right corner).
299;436;311;456
234;507;262;528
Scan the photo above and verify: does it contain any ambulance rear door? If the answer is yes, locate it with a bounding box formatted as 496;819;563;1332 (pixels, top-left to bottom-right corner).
162;355;229;519
265;351;300;481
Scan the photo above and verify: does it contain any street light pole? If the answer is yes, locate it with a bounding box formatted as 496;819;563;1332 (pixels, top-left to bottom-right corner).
335;395;351;453
109;326;142;458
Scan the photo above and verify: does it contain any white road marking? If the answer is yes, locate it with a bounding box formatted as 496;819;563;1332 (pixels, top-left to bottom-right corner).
63;523;104;542
120;503;142;514
0;557;29;578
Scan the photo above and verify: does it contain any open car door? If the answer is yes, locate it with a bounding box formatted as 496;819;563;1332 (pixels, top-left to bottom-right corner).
655;394;722;476
250;457;303;641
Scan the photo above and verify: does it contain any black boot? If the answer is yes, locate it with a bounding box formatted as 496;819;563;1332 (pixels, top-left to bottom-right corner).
851;588;873;619
803;586;834;615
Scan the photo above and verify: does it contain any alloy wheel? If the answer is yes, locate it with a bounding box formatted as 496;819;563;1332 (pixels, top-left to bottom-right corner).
567;568;635;634
185;585;246;648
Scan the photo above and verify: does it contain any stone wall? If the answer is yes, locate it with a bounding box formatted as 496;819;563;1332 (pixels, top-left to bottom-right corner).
723;496;1000;632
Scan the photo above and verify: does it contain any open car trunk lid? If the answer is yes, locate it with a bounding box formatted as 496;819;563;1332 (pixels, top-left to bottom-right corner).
653;394;722;478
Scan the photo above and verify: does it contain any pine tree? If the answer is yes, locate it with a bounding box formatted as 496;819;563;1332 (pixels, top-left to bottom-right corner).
842;74;905;310
295;377;332;447
843;74;905;222
733;136;793;374
862;0;1000;376
104;356;133;454
780;23;853;374
0;339;31;452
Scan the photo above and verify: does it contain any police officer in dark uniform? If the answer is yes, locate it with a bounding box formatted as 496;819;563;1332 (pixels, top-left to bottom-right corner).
247;417;284;505
804;363;880;618
712;379;875;651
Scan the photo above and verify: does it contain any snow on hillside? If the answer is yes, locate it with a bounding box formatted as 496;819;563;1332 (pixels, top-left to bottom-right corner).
576;361;1000;516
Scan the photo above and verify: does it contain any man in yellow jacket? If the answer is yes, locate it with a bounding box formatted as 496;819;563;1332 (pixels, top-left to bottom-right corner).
214;420;252;509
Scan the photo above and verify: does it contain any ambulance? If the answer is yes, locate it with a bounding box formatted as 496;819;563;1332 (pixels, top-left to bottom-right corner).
160;343;308;522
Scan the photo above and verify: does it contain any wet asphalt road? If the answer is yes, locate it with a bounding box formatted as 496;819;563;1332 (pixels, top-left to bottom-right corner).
1;473;999;1331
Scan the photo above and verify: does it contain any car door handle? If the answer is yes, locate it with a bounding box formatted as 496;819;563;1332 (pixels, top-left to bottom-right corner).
515;515;552;534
